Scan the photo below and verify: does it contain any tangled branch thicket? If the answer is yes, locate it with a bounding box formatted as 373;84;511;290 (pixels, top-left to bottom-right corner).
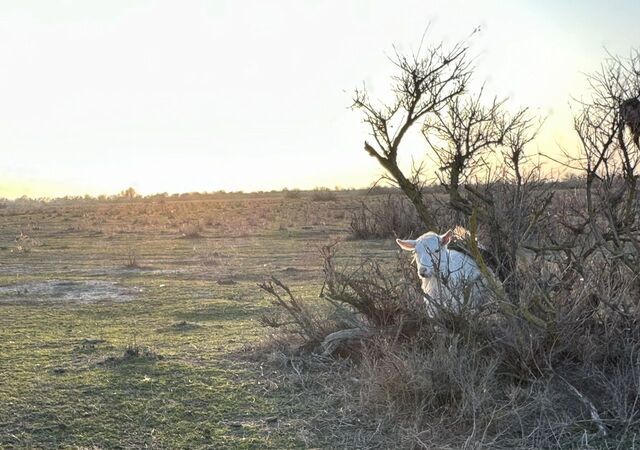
259;45;640;448
349;194;424;240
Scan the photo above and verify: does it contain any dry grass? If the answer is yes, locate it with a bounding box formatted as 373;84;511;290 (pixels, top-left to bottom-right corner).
258;189;640;449
5;187;640;448
0;189;396;448
179;220;205;238
349;194;425;239
124;248;141;268
310;188;338;202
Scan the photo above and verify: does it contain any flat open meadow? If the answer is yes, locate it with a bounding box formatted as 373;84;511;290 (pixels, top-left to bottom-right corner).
0;192;395;448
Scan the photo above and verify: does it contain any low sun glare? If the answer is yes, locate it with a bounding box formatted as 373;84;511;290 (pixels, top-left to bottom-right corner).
0;0;638;199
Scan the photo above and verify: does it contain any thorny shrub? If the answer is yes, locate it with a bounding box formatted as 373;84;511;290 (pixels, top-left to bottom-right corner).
258;48;640;448
349;194;425;240
260;232;640;448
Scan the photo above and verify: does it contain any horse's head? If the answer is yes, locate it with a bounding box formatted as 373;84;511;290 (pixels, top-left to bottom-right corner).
396;230;453;279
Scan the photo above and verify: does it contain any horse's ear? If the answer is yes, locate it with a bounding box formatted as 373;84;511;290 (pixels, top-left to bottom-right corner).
440;229;454;246
396;239;417;251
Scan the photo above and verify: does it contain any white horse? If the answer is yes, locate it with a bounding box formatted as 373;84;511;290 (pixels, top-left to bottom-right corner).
396;229;490;312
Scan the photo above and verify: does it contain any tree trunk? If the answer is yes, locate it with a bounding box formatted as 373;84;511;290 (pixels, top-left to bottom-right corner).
364;141;436;231
383;160;436;230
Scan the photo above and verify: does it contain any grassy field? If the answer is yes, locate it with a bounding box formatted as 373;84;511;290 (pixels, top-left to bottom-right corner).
0;193;396;448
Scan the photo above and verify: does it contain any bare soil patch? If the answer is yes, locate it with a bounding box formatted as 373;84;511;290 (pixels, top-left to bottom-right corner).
0;279;139;304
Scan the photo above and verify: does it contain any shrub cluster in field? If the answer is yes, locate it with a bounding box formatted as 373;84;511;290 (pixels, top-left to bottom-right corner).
349;194;425;239
310;188;338;202
0;193;363;241
260;237;640;448
259;45;640;448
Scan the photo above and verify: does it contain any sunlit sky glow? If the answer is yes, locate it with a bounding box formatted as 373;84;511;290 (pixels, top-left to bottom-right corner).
1;0;638;199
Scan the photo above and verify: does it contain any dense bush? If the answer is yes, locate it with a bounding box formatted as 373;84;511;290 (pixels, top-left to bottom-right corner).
349;194;427;239
310;188;338;202
259;43;640;449
260;231;640;448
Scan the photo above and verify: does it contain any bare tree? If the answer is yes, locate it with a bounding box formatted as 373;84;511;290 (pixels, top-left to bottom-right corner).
573;50;640;279
620;98;640;148
423;89;531;213
352;39;473;229
353;36;553;297
119;187;139;200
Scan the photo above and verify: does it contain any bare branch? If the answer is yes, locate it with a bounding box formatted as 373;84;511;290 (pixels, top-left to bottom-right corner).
353;35;473;229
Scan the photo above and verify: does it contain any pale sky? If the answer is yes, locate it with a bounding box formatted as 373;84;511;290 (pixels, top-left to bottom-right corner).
1;0;638;198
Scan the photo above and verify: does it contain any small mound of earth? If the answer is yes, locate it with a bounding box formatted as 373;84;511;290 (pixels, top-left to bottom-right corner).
0;280;138;304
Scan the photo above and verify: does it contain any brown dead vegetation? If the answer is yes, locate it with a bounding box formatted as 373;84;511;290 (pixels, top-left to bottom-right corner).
258;45;640;448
